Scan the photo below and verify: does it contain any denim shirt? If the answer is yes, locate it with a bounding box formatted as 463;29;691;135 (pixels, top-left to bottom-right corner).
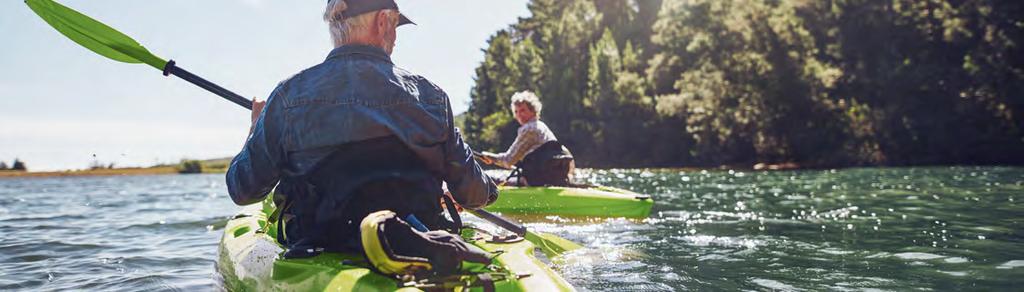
226;45;497;209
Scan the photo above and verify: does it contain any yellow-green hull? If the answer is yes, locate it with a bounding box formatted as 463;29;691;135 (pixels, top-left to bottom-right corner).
216;202;574;291
487;185;654;219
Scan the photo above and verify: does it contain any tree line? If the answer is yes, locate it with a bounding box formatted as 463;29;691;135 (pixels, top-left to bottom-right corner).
460;0;1023;168
0;159;27;171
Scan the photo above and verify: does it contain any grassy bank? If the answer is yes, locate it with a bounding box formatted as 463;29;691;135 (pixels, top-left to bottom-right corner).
0;167;178;177
0;158;231;178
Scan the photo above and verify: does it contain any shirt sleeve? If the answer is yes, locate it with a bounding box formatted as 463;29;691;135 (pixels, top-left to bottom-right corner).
440;97;498;209
225;88;287;206
492;124;543;169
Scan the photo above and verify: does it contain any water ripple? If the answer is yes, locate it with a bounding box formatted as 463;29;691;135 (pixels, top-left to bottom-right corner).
2;168;1023;290
0;174;231;291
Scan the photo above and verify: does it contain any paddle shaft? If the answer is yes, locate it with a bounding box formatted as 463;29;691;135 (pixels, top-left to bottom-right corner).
163;60;252;109
472;208;580;257
469;209;527;236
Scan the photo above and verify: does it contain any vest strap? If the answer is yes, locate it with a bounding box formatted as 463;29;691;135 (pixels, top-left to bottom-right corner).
441;194;462;234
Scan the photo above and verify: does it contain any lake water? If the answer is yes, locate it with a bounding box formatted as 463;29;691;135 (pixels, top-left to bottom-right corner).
1;167;1022;291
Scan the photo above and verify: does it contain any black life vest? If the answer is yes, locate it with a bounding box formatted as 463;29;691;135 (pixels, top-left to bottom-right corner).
514;140;574;186
274;136;450;254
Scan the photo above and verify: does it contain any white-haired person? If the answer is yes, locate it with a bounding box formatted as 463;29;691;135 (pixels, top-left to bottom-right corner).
225;0;496;275
478;91;576;186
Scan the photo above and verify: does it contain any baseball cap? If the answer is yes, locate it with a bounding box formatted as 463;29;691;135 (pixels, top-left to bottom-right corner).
334;0;414;26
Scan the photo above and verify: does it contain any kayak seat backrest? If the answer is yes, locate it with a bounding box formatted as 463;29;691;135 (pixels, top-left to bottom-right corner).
516;140;574;187
278;135;445;253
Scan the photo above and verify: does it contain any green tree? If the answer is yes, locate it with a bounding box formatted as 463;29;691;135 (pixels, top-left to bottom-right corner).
177;160;203;174
463;0;1024;168
465;31;519;151
11;159;27;171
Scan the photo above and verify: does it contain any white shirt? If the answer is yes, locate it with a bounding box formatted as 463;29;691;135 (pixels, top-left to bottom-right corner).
491;118;558;169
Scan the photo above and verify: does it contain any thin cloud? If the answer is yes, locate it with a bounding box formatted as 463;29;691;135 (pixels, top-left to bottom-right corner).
238;0;267;9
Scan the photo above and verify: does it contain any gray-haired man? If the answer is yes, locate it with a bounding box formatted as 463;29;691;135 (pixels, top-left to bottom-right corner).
226;0;497;266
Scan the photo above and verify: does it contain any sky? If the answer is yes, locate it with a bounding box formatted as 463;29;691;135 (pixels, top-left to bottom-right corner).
0;0;530;171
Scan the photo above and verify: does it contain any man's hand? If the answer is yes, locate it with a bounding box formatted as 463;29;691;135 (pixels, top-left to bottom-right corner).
250;97;266;134
476;151;497;165
478;156;493;165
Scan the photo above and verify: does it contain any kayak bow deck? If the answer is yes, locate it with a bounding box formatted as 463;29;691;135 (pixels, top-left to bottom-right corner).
486;185;654;219
217;184;652;290
217;201;574;291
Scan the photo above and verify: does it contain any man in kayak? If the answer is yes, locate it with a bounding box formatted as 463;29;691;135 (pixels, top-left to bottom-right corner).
225;0;497;272
477;91;576;186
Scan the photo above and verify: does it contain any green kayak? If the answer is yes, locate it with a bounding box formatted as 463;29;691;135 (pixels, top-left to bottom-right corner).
216;200;574;291
485;185;654;219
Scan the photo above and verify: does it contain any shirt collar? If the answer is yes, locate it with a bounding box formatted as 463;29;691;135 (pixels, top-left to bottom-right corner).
326;44;393;64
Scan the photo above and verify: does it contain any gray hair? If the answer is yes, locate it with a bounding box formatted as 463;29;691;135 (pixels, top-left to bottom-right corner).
510;91;542;117
324;0;396;47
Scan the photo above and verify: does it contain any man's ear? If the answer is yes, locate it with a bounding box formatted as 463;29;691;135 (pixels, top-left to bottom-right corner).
375;10;391;32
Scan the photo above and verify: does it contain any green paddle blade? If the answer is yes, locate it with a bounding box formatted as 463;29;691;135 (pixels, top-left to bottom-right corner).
25;0;167;70
525;231;582;258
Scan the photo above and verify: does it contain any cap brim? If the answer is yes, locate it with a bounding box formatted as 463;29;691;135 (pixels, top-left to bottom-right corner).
398;13;414;26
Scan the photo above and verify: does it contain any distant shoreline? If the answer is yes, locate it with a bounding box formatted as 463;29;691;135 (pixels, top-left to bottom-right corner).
2;163;1019;178
0;167;180;178
0;166;230;178
0;158;232;178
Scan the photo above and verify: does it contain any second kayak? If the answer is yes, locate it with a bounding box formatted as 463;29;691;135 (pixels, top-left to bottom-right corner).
486;185;654;219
